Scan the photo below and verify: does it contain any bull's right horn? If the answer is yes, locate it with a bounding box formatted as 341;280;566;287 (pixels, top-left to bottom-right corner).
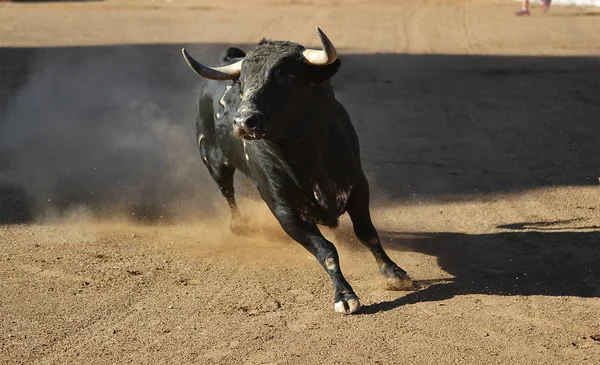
302;27;337;66
181;48;243;80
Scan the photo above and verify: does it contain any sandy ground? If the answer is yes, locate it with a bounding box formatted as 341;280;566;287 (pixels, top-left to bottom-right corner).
1;0;600;364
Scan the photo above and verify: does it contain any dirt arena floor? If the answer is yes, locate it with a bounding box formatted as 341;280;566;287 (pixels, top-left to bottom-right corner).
1;0;599;364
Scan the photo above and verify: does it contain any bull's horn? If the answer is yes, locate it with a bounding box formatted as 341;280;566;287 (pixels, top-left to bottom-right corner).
181;48;243;80
302;27;337;66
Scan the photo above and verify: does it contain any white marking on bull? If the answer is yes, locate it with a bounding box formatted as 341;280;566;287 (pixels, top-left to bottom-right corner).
324;257;337;271
219;85;232;108
243;141;249;160
198;134;208;163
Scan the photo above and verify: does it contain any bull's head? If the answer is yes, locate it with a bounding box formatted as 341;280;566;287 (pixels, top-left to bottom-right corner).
182;27;340;140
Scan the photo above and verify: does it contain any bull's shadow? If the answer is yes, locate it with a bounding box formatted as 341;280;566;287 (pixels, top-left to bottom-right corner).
1;43;599;223
359;226;600;314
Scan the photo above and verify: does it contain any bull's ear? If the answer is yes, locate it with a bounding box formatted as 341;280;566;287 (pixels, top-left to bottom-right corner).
218;47;246;66
307;59;341;84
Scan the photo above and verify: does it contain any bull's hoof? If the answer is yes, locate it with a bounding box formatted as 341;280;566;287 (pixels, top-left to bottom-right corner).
384;267;415;291
334;293;361;314
229;219;250;236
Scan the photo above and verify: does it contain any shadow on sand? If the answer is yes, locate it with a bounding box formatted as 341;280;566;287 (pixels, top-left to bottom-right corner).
360;225;600;314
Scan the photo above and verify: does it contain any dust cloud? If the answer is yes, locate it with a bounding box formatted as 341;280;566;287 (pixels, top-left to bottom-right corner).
0;44;256;223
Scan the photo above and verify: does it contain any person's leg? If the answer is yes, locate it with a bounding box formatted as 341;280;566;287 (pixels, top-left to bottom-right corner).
542;0;552;13
515;0;530;16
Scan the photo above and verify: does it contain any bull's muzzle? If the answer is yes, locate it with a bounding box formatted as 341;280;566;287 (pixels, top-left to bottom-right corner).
232;113;266;140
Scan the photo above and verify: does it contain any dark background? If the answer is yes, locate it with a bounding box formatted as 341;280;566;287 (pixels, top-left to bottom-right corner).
1;44;598;223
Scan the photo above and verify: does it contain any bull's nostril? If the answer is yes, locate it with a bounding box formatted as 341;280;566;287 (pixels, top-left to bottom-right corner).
244;115;258;129
233;113;260;134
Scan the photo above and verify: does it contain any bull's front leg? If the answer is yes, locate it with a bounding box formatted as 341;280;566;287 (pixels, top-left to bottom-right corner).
272;206;361;314
346;175;414;291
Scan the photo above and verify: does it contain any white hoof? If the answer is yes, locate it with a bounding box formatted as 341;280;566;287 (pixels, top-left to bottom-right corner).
334;298;361;314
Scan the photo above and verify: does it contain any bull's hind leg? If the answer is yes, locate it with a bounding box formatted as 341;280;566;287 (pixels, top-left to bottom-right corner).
214;167;247;235
346;175;413;290
272;207;360;314
198;136;246;235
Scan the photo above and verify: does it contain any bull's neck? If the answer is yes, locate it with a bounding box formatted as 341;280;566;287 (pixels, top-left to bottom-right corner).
272;122;333;187
266;83;338;180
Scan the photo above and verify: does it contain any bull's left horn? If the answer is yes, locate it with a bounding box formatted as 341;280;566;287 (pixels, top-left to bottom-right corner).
302;27;337;66
181;48;243;80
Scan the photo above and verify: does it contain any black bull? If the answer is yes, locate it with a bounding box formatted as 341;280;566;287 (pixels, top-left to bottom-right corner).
182;28;413;314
